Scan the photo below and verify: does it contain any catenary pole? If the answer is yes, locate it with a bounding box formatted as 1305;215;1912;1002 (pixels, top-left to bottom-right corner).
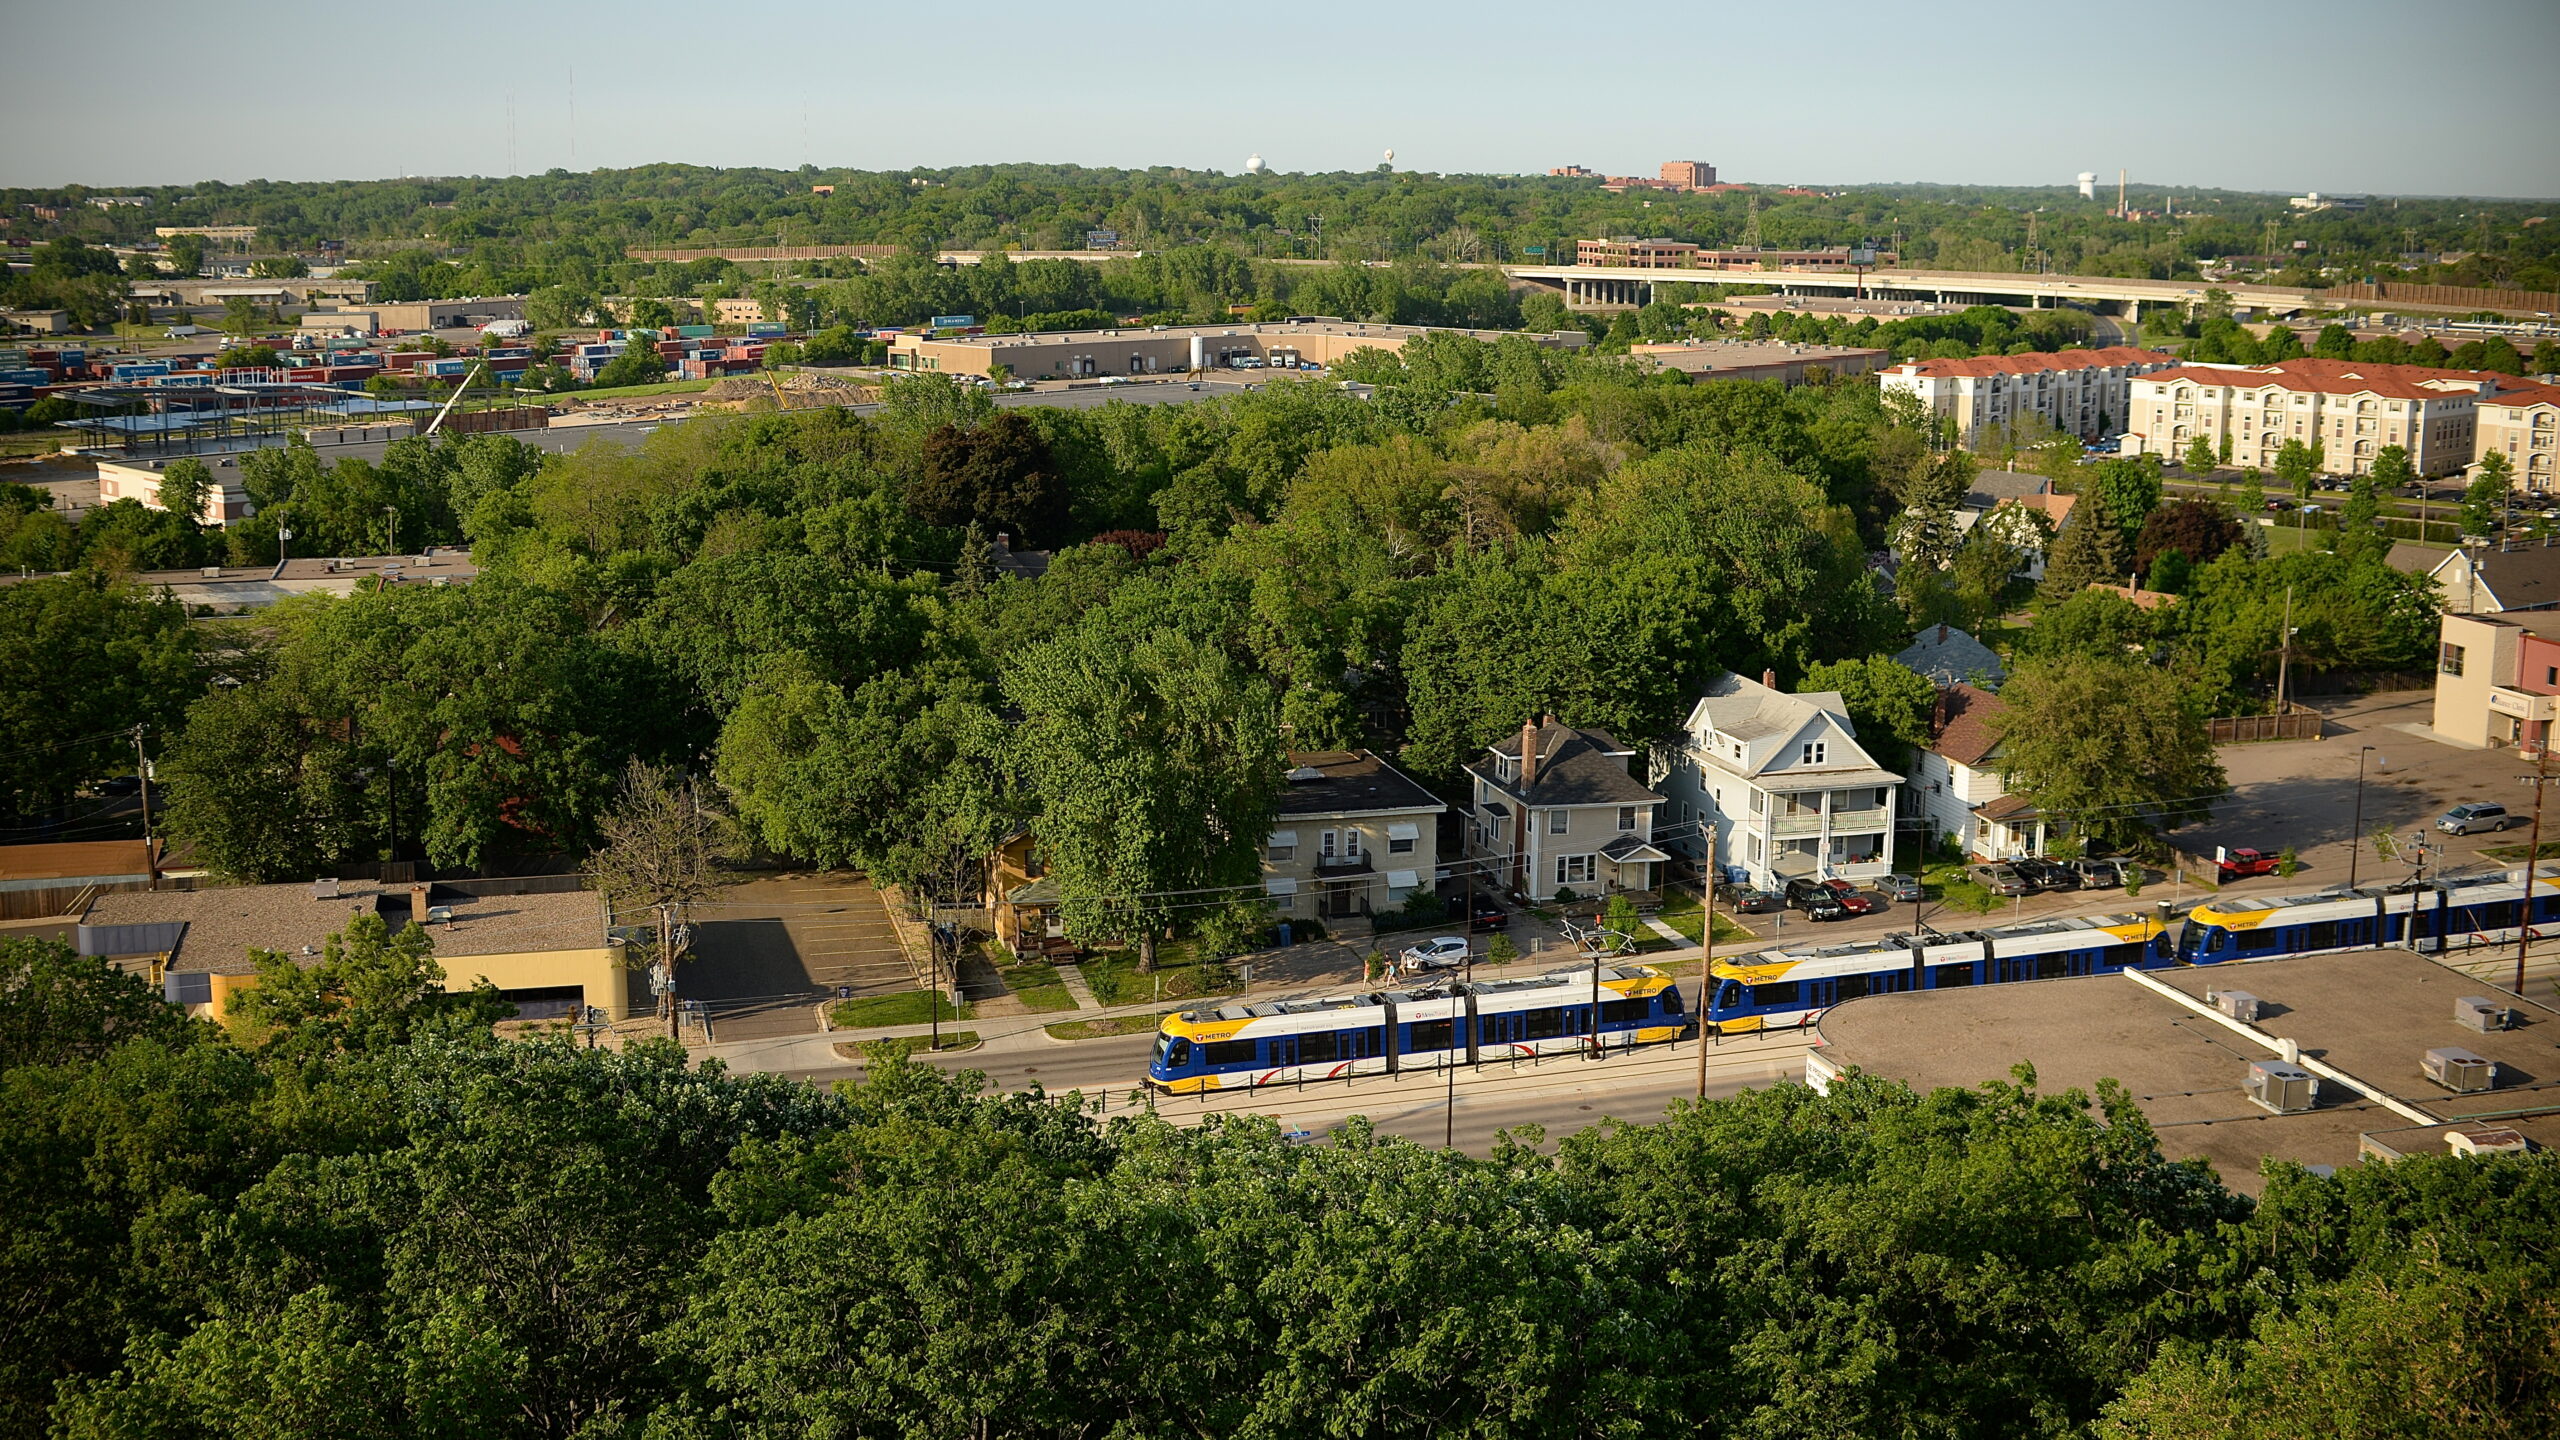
1695;828;1717;1100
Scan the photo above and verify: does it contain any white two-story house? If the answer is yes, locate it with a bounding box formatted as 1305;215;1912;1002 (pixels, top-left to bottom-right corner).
1651;672;1903;890
1907;683;2048;859
1462;717;1668;903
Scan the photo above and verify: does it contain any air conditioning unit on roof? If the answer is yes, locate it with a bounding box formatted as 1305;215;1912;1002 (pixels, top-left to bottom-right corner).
2209;989;2261;1022
2245;1059;2317;1114
2423;1047;2497;1094
2455;995;2514;1033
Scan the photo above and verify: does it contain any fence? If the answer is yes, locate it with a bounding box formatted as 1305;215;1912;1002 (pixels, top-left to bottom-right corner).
412;405;548;437
2206;708;2324;744
2326;281;2560;316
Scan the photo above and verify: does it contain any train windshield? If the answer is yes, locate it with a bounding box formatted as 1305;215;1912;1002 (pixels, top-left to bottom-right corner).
2176;921;2201;961
1152;1035;1188;1070
1712;980;1743;1016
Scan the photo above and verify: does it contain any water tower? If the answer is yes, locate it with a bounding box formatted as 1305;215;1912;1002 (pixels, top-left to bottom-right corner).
2077;172;2098;200
1245;153;1266;175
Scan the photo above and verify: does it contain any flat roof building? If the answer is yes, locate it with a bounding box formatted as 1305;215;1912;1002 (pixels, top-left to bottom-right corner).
1627;339;1888;385
1809;947;2553;1195
886;319;1587;380
0;549;479;614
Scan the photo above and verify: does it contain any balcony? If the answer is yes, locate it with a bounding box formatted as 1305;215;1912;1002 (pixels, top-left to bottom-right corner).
1312;854;1374;878
1768;811;1827;839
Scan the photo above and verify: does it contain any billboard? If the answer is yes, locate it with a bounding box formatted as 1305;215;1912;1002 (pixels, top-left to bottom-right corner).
930;315;975;330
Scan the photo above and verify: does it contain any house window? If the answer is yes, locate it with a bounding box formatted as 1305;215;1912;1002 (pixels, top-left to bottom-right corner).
2440;643;2466;677
1549;810;1568;835
1319;830;1338;859
1801;741;1827;765
1267;841;1295;862
1343;830;1362;858
1618;806;1637;832
1389;832;1415;855
1750;790;1765;814
1556;854;1596;886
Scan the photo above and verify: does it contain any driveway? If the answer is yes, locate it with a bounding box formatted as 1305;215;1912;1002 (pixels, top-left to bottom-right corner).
680;870;915;1041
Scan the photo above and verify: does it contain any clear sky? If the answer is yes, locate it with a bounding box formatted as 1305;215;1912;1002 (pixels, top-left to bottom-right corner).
9;0;2558;197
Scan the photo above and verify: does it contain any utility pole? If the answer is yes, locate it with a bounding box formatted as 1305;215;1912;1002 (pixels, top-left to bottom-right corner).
2274;584;2295;714
2348;745;2379;889
1694;828;1718;1100
132;726;155;889
2520;740;2557;997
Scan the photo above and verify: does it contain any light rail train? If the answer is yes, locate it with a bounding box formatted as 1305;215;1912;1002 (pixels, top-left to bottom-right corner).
1146;963;1686;1094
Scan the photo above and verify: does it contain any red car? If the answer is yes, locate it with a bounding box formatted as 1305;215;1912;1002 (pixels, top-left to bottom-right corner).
2217;847;2282;882
1822;879;1884;915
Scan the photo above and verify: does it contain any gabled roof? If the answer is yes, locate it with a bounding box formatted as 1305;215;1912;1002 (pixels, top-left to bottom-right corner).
2433;543;2560;613
1964;469;2052;504
1895;625;2008;690
1930;684;2007;769
1468;721;1662;809
1684;672;1901;784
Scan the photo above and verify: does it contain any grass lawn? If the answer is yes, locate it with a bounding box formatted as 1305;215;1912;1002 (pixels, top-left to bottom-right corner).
1655;892;1758;945
1079;940;1237;1008
0;432;68;457
1045;1011;1183;1041
1000;961;1078;1013
2483;840;2560;863
569;378;715;402
1920;861;2004;915
828;990;974;1029
834;1032;978;1061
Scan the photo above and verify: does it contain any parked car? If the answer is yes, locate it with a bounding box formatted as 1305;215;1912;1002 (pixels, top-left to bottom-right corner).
2439;802;2519;835
1782;878;1851;921
1400;936;1472;973
1877;873;1924;903
2070;857;2123;888
1822;878;1884;915
2215;847;2283;882
2012;857;2081;892
1971;863;2031;897
1715;881;1786;914
1466;894;1509;932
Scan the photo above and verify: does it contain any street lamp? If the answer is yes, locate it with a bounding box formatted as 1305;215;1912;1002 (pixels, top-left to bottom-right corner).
2296;502;2319;544
2348;746;2382;889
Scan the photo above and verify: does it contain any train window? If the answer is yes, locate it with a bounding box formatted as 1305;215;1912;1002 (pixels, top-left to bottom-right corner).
1835;975;1870;1002
1601;998;1650;1024
2035;953;2068;980
2238;927;2280;952
1714;981;1743;1013
1935;962;1975;987
1408;1019;1454;1051
2538;895;2560;923
1156;1036;1190;1068
2381;914;2406;941
2475;902;2518;930
2301;921;2338;951
1752;980;1801;1007
1202;1040;1256;1067
2102;942;2146;970
1659;986;1684;1015
1299;1030;1340;1064
1523;1007;1567;1040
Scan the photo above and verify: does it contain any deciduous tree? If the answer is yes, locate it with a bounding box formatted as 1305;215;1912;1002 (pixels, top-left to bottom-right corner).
1993;654;2226;851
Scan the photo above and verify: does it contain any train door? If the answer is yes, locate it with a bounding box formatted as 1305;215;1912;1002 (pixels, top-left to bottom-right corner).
1481;1010;1523;1054
1263;1035;1297;1078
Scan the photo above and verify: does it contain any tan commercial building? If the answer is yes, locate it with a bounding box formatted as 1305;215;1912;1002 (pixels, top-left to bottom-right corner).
83;879;634;1023
2125;357;2501;478
712;297;770;325
299;296;526;334
2478;379;2560;494
1629;339;1888;385
1576;237;1702;269
887;319;1587;379
1881;346;2180;445
2430;610;2560;750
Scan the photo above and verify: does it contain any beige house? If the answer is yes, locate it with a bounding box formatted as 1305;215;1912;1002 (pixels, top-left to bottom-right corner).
83;879;632;1022
2430;611;2560;751
2477;379;2560;494
1906;684;2047;860
1881;346;2181;445
1264;750;1447;925
1467;719;1668;903
2126;358;2500;478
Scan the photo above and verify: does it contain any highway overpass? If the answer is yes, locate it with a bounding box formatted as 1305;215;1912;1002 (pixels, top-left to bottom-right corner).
1503;264;2330;321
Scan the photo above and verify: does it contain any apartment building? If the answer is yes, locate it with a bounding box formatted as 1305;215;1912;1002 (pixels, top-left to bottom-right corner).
1463;719;1668;903
1880;347;2180;445
2125;358;2498;478
1649;672;1903;891
1575;237;1699;268
1262;750;1446;924
2478;379;2560;493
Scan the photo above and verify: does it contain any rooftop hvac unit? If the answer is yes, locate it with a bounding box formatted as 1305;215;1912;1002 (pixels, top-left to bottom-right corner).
2423;1047;2498;1094
2446;1126;2530;1157
2245;1059;2318;1114
312;877;340;900
2209;989;2262;1022
2455;996;2514;1033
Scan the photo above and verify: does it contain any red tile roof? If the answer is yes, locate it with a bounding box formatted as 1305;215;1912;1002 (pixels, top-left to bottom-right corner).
2481;380;2560;409
2138;357;2539;403
1890;346;2177;379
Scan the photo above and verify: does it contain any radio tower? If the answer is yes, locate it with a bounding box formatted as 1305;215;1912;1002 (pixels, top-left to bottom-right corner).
1742;192;1763;251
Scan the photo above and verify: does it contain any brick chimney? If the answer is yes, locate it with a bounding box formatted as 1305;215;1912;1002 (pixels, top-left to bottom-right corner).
1518;716;1540;789
409;882;432;928
1761;667;1777;689
1937;622;1949;643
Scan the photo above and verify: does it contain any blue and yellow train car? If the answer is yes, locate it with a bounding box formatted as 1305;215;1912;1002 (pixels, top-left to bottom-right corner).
1146;963;1687;1094
1705;911;2174;1035
2179;865;2560;963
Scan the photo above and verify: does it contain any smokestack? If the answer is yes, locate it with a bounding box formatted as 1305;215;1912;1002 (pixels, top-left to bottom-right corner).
1761;668;1777;689
1519;717;1540;789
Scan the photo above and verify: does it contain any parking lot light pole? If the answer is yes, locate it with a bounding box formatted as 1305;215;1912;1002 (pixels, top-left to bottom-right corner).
2349;745;2379;889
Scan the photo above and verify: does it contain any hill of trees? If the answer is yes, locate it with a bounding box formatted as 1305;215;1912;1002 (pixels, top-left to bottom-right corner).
3;933;2550;1440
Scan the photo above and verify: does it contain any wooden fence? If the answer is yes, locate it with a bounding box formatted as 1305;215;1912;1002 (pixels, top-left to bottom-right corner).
2206;708;2324;744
